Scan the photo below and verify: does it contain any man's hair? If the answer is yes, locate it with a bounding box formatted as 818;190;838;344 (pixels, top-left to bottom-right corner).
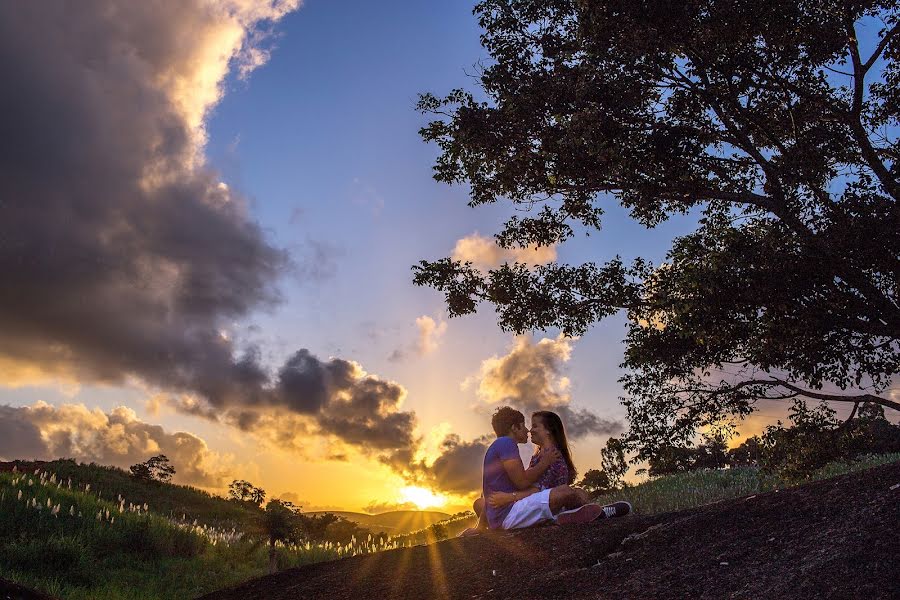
491;406;525;437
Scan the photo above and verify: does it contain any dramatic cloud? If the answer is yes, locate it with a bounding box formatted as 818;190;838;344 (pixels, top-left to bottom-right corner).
152;349;424;468
0;402;233;487
470;336;623;438
0;1;299;395
452;233;557;271
0;2;427;466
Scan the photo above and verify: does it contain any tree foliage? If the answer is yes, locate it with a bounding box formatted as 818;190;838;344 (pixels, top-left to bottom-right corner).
731;400;900;480
228;480;267;506
600;436;630;486
414;0;900;455
129;454;175;484
578;468;614;498
645;433;729;477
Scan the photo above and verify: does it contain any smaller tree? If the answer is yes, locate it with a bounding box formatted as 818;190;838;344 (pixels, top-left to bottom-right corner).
228;480;252;501
601;437;629;487
228;480;267;506
129;454;175;483
578;469;613;499
256;500;303;574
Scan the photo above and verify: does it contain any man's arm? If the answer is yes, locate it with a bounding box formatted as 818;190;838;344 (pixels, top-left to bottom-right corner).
501;448;561;490
487;487;540;509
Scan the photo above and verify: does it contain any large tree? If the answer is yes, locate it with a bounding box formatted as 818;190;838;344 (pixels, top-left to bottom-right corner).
414;0;899;459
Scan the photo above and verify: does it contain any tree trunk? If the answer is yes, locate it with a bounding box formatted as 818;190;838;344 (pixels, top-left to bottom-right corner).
268;538;278;574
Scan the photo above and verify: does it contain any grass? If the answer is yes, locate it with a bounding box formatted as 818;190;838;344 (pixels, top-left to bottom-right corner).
591;452;900;516
1;454;897;599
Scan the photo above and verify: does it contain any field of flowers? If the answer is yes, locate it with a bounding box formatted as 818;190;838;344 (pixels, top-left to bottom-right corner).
0;467;409;600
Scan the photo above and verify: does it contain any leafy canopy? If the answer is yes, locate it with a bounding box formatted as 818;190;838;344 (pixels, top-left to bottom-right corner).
414;0;899;457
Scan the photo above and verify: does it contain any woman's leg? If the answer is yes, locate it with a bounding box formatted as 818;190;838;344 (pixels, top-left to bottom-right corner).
548;485;584;515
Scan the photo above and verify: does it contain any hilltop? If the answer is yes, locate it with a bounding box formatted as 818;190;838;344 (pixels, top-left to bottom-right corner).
0;460;260;528
306;510;451;535
201;460;900;600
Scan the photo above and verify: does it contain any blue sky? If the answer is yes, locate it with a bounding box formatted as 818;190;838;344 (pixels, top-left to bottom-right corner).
8;0;885;512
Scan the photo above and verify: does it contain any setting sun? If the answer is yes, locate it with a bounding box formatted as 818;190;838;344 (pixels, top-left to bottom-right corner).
399;486;447;510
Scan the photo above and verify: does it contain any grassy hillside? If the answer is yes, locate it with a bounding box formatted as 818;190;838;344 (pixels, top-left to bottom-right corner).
0;462;407;600
3;454;898;599
0;460;260;528
306;510;450;535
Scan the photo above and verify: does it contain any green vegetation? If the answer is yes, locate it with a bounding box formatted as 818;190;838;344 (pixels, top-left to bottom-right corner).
589;453;900;517
0;462;412;600
8;459;259;528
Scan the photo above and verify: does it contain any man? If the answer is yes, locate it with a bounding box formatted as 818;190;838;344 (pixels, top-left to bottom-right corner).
475;406;630;531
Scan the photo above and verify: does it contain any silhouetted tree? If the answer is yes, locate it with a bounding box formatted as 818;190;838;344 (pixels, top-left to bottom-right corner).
228;479;266;506
129;454;175;483
255;500;303;574
736;400;900;480
601;437;630;486
414;0;900;459
578;469;613;498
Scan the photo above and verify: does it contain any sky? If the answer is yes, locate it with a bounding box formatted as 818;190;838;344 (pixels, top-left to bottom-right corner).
0;0;883;514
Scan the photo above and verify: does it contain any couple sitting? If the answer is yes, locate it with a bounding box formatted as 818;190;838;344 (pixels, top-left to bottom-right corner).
472;406;630;532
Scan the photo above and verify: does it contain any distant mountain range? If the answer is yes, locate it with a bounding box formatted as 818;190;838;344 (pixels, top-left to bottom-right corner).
306;510;451;535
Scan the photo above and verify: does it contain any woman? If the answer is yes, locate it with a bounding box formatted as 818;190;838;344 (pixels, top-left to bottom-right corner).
488;410;591;510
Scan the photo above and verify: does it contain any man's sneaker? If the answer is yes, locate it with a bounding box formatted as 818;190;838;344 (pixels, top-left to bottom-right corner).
600;501;632;519
555;501;632;525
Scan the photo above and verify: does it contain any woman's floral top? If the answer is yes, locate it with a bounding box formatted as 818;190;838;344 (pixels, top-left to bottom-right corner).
529;448;569;490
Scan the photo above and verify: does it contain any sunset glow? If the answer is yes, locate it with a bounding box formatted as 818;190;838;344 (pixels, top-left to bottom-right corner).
399;486;447;510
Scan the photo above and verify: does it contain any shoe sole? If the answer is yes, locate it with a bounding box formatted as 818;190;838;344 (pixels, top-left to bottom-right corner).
555;503;605;525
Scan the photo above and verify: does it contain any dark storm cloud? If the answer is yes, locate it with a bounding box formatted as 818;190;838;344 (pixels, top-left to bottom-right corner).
0;2;422;464
422;434;491;495
0;1;287;397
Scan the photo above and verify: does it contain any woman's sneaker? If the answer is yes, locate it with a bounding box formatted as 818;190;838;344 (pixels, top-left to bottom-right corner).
555;501;632;525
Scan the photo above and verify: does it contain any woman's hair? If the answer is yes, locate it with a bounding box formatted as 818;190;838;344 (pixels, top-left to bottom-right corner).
533;410;577;484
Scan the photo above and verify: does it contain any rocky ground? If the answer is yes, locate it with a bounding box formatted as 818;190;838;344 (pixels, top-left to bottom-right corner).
200;461;900;600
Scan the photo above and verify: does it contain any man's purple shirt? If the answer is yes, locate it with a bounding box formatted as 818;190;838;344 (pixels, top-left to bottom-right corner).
482;436;520;529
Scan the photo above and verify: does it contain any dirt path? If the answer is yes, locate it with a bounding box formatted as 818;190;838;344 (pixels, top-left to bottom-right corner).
200;461;900;600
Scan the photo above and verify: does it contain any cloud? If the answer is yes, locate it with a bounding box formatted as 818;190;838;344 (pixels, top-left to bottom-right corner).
292;238;343;283
272;492;343;512
419;434;491;495
363;500;418;514
142;348;423;469
451;233;557;271
470;335;624;438
0;402;233;487
0;1;305;401
0;2;423;466
388;316;448;362
415;316;448;356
